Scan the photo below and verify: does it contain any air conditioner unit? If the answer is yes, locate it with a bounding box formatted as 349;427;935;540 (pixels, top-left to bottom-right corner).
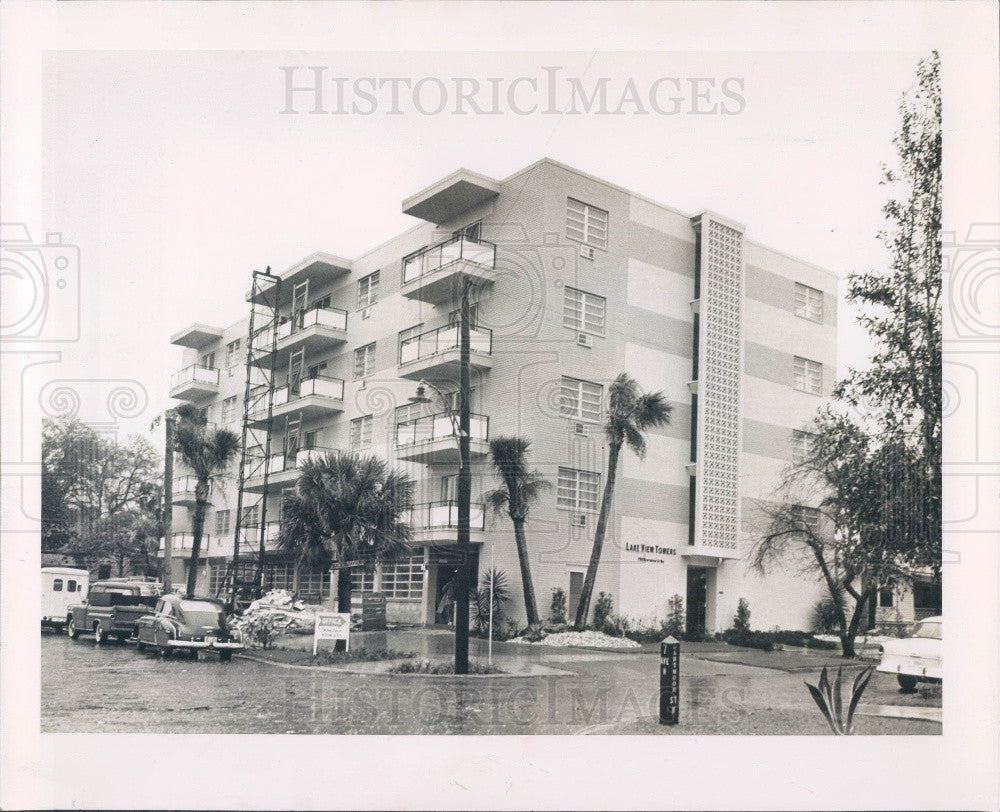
361;308;371;320
577;332;593;348
574;422;588;436
579;244;596;261
570;513;587;527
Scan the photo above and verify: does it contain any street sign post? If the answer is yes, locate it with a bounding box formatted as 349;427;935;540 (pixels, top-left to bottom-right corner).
314;612;351;655
659;636;680;725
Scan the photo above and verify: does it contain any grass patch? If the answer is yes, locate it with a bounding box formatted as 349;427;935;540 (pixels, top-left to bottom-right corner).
249;647;417;666
387;659;505;675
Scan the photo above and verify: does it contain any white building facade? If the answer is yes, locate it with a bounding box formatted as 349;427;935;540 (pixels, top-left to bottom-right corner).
166;158;838;635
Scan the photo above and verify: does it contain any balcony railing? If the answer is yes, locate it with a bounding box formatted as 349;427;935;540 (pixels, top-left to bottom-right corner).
244;446;335;480
248;375;345;421
173;475;199;493
159;532;214;552
398;323;492;366
395;411;488;448
405;500;486;531
170;364;220;389
277;305;348;340
240;520;283;545
402;234;496;285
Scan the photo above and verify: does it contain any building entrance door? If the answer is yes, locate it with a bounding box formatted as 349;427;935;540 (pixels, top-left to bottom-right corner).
435;565;458;625
686;567;709;639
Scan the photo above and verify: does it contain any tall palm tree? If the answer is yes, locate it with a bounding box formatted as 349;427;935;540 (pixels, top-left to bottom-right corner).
278;452;414;647
484;436;550;627
574;373;672;629
173;405;241;598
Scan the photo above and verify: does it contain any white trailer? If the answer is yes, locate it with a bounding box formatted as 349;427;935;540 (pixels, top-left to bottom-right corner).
42;567;89;630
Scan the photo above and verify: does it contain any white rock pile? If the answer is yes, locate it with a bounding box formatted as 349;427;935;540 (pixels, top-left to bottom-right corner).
510;630;641;649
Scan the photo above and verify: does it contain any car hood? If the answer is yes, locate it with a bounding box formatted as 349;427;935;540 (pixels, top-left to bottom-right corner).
881;637;941;657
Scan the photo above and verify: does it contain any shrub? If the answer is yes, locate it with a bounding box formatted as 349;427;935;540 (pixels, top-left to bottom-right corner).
810;586;846;634
805;665;875;734
473;568;510;638
602;613;632;638
663;594;685;639
521;623;546;643
550;587;567;625
725;630;775;651
733;598;751;634
388;659;504;675
318;648;415;664
593;592;614;630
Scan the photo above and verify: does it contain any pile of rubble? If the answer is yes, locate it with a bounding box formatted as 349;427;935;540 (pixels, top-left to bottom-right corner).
232;590;326;636
509;629;642;649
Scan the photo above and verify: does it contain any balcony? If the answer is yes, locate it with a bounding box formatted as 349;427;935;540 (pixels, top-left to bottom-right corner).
397;323;493;381
247;376;346;426
238;521;284;553
400;235;497;304
275;306;348;355
158;532;221;559
247;253;352;307
242;447;334;492
401;168;500;224
170;323;223;349
404;501;486;547
169;364;220;401
171;476;206;507
394;411;489;464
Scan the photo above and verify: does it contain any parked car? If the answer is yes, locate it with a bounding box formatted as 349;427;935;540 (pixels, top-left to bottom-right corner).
67;578;162;643
42;567;89;631
135;594;243;661
877;615;942;691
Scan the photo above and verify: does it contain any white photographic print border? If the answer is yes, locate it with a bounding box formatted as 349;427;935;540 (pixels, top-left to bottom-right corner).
2;2;997;810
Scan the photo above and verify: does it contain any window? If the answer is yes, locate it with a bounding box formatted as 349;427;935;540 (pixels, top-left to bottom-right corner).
793;356;823;395
200;351;216;369
397;323;424;363
67;580;78;593
557;467;601;512
879;589;894;608
351;567;376;593
298;564;331;599
215;510;231;536
304;431;317;450
380;556;424;599
225;339;242;370
563;286;606;336
354;343;376;379
263;561;294;592
454;221;482;241
791;430;816;465
52;579;63;592
447;304;480;330
242;504;260;527
566;198;608;250
350;415;373;450
357;272;380;310
307;362;327;380
221;396;238;425
791;505;821;533
443;388;476;414
560;377;603;422
794;283;823;322
209;563;229;596
313;294;331;311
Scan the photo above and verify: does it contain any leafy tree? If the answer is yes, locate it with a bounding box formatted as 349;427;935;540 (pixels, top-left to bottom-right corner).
172;405;241;598
278;451;414;650
574;373;672;629
484;436;551;627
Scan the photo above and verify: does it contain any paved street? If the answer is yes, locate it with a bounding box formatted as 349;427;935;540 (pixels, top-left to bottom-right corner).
41;630;941;735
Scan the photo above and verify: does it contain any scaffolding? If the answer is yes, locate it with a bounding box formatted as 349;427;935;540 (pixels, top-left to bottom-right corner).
224;268;281;609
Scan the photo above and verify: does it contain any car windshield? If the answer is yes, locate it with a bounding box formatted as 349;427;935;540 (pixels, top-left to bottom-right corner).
178;601;222;627
911;621;941;640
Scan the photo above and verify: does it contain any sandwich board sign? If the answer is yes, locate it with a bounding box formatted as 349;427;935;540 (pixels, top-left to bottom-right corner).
313;612;351;655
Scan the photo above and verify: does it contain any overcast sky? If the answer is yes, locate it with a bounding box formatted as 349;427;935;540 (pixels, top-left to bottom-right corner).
40;48;923;447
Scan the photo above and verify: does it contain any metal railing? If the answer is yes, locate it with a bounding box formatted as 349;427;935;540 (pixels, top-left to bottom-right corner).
170;364;220;389
402;234;496;285
398;322;492;366
159;532;214;552
395;411;488;447
405;500;486;531
242;446;335;480
173;475;200;493
248;375;345;420
277;305;348;341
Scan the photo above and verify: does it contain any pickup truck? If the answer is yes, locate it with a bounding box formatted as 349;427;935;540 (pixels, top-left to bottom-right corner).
67;579;162;644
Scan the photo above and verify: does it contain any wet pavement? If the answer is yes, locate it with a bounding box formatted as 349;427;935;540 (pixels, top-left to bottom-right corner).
41;630;942;735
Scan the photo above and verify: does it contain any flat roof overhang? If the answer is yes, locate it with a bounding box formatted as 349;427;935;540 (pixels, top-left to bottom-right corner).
247;253;353;306
170;323;224;349
402;169;500;224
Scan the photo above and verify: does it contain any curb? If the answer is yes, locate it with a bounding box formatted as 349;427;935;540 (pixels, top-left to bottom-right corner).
235;652;572;679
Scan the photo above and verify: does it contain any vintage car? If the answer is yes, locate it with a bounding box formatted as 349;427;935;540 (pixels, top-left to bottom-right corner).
135;594;243;660
42;567;89;631
877;615;942;691
67;578;161;643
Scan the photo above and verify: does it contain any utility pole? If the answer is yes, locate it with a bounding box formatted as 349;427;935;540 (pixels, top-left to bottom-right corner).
162;410;175;592
454;275;472;675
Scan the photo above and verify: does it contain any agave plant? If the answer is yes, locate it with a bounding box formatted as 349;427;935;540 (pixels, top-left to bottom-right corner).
804;665;875;734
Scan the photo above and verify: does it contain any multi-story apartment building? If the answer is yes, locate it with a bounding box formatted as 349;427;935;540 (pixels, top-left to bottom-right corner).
165;158;838;635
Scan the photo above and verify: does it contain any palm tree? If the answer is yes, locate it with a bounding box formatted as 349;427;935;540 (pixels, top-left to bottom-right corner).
172;405;241;598
278;452;414;647
484;436;550;627
574;373;672;629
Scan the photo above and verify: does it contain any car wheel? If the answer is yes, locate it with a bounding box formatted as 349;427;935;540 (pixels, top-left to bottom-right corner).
94;622;106;645
136;638;147;653
67;617;80;640
219;650;232;662
897;674;918;692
